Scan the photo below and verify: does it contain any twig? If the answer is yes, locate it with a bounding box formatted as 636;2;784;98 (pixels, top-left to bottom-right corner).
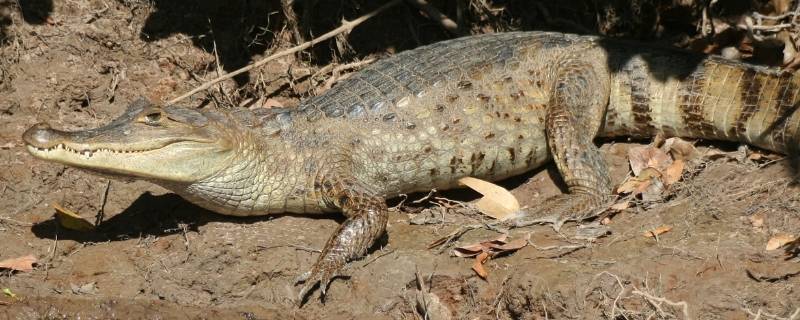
167;0;403;105
741;306;800;320
94;180;111;226
321;58;377;90
360;249;396;268
404;0;461;35
632;289;691;320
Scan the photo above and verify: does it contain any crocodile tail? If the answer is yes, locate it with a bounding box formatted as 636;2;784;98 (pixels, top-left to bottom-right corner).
603;54;800;154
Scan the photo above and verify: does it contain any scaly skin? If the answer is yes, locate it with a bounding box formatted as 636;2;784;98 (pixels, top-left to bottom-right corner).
22;32;800;303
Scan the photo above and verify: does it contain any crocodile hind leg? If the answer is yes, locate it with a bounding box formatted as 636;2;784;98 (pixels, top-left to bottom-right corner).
514;56;616;230
295;176;388;304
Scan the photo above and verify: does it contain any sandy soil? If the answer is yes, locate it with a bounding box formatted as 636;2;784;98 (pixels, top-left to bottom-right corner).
1;1;799;319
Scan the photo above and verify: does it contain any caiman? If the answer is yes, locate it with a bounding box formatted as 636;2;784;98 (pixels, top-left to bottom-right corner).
22;32;800;302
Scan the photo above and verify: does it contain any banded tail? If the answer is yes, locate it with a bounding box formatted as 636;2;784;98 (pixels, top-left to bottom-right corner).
602;53;800;154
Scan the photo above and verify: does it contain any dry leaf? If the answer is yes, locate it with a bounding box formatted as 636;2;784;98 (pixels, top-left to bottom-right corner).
616;168;662;195
643;225;673;238
458;177;520;220
453;233;528;278
610;201;630;211
0;142;14;149
704;149;728;160
616;179;643;194
472;252;490;279
662;137;698;160
453;234;509;257
486;238;528;251
766;233;797;251
0;255;37;272
261;98;284;109
662;159;685;186
52;203;95;232
628;146;672;176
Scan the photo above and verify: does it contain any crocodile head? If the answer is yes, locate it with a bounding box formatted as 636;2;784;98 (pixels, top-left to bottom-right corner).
23;98;235;184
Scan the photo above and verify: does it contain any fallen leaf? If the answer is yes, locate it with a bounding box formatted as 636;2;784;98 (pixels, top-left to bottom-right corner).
458;177;520;220
259;98;285;109
52;203;95;232
0;255;36;272
662;159;685;186
704;149;728;160
486;238;528;251
662;137;698;160
453;234;509;257
0;142;14;149
610;201;630;211
643;225;672;238
616;168;662;195
452;232;529;279
766;233;797;251
472;252;490;279
628;146;672;176
2;288;16;299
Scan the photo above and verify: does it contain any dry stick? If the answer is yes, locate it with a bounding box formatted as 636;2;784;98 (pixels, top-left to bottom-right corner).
404;0;461;35
167;0;403;105
632;289;691;320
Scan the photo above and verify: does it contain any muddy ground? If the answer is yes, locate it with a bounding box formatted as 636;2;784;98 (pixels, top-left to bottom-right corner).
0;0;799;319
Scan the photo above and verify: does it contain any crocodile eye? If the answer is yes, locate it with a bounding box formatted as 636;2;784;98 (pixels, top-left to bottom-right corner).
144;111;162;124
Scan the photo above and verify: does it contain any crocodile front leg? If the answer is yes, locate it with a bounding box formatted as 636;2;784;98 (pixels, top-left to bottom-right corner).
295;175;388;304
515;51;616;229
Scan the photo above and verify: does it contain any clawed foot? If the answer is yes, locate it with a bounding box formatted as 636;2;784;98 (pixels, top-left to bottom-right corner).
294;262;342;306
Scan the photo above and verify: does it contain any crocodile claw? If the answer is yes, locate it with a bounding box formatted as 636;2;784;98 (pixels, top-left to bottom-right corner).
294;267;335;306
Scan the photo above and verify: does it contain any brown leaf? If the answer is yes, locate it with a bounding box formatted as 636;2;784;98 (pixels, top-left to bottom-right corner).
52;203;95;232
452;244;485;257
616;168;662;195
616;179;643;194
628;146;672;176
261;98;285;109
662;137;698;160
472;252;490;279
0;142;15;149
766;233;797;251
704;149;728;160
610;201;630;211
458;177;520;220
453;234;528;257
662;159;685;186
643;225;672;238
495;238;529;251
0;255;37;272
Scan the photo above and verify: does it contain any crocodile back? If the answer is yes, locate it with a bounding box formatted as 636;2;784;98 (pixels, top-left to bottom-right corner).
284;32;584;196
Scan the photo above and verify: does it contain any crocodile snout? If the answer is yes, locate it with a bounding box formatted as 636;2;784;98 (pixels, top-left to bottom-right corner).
23;123;65;148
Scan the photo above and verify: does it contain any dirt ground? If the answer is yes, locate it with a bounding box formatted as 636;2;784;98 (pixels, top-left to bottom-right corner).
1;0;799;319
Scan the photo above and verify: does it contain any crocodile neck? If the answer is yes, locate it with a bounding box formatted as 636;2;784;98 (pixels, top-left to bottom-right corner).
161;119;329;216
